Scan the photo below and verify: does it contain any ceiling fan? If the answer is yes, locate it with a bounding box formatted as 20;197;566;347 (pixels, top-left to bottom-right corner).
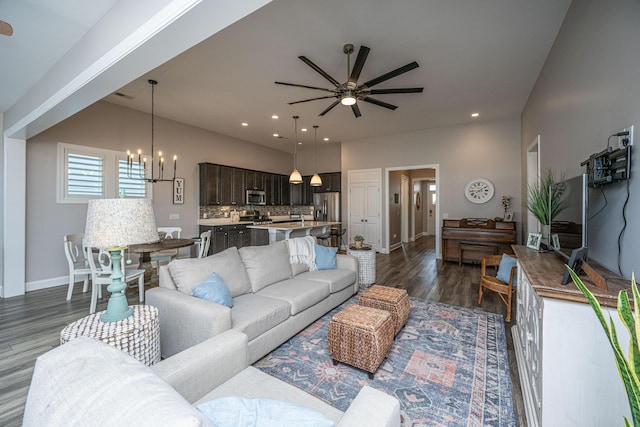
275;44;423;118
0;20;13;37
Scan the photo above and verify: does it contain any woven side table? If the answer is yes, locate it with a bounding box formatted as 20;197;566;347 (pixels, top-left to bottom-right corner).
347;245;376;288
328;304;394;379
359;285;410;335
60;305;160;366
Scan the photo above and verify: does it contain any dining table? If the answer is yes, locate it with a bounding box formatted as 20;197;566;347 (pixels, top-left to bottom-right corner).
129;238;194;283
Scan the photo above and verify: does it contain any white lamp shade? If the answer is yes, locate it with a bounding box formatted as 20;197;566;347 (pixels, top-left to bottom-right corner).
289;169;303;184
310;173;323;187
84;199;159;248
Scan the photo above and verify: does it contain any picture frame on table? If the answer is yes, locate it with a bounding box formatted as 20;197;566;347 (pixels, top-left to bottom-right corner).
551;233;561;250
503;211;514;222
526;232;542;250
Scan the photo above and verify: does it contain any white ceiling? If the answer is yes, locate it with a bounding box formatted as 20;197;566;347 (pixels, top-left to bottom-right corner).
1;0;571;153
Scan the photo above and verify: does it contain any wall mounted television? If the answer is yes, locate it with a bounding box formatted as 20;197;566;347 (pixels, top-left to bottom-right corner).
549;174;589;284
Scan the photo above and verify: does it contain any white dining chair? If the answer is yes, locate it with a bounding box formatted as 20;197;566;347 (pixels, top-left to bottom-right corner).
198;229;212;258
151;227;182;269
63;234;92;301
85;246;145;314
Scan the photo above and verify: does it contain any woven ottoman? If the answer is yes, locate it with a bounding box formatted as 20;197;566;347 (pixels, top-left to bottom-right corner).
328;304;394;379
359;285;410;335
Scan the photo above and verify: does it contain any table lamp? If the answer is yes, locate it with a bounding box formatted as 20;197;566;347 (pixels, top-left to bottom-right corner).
84;198;158;322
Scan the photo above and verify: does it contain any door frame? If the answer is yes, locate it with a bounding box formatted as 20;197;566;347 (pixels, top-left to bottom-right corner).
526;135;541;240
384;164;440;257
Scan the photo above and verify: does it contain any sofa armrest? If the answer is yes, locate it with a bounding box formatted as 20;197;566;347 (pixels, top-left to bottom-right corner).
151;330;249;404
336;253;359;289
337;386;401;427
146;287;233;358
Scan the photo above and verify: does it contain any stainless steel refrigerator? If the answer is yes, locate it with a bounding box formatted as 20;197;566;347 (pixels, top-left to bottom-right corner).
313;192;340;222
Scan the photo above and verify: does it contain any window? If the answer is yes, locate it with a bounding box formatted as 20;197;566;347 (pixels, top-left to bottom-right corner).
57;143;150;203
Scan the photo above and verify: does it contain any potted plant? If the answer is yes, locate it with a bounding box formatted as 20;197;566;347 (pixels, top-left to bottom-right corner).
353;235;364;248
569;267;640;426
526;169;566;242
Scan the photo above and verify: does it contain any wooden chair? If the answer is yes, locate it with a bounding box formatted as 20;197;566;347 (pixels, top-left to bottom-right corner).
85;246;145;314
478;254;517;322
197;229;212;258
63;234;92;301
151;227;182;268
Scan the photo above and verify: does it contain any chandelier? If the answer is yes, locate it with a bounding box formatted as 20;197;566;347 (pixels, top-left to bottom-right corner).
127;79;177;183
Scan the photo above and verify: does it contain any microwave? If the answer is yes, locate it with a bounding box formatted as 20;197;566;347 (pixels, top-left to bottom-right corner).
246;189;266;205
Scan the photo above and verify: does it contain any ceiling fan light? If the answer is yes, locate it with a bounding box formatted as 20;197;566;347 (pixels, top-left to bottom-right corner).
289;169;303;184
310;173;323;187
341;94;357;106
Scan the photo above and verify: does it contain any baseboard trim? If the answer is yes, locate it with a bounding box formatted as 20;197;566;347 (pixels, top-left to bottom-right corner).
26;276;68;292
389;242;403;252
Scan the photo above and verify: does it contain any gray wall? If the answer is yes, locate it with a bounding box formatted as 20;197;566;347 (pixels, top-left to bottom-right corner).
521;0;640;277
342;118;522;250
26;101;339;286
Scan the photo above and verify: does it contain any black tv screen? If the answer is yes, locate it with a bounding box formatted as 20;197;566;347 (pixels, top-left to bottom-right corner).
550;174;588;258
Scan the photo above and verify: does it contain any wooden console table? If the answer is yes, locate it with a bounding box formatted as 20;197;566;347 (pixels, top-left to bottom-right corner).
512;245;631;426
441;218;516;264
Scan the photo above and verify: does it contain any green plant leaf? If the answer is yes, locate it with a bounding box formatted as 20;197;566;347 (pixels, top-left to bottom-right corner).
525;169;567;225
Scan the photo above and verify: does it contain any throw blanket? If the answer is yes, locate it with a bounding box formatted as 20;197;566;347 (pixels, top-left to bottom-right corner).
288;236;317;271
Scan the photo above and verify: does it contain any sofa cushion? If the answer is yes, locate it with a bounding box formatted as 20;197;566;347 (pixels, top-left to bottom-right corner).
291;263;310;276
257;278;330;315
496;253;518;286
23;337;211;427
315;244;338;270
196;396;334;427
298;269;357;294
192;273;233;308
231;294;291;341
168;247;252;297
239;241;292;292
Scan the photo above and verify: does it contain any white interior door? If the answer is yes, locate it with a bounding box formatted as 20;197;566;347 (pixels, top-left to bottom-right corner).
401;175;409;243
527;136;541;236
427;181;437;235
348;180;380;251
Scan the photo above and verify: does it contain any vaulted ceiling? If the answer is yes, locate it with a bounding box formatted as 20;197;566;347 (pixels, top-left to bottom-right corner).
1;0;571;152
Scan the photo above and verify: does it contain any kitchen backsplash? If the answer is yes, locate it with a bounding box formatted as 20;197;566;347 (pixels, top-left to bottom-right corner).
200;205;312;219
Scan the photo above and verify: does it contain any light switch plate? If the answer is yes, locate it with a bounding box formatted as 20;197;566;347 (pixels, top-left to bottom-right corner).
169;214;179;220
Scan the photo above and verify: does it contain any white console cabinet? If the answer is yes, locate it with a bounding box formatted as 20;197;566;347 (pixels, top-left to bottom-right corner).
512;246;631;426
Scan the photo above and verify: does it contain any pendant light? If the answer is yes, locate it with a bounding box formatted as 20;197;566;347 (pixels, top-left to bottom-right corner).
126;79;177;183
310;125;323;187
289;115;303;184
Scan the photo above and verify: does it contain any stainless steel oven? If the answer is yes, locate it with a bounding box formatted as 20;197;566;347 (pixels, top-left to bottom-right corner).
246;189;266;205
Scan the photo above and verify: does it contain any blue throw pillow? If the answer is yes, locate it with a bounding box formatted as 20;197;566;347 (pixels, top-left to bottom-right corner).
191;272;233;307
496;253;517;286
197;396;335;427
315;244;338;270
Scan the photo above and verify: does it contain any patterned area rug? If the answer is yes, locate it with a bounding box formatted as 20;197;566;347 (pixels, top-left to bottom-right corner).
255;296;515;427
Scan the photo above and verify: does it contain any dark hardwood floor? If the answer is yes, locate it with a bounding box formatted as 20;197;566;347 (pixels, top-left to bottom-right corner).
0;235;525;426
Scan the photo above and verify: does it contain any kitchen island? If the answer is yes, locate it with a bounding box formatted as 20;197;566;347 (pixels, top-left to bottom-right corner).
248;221;340;244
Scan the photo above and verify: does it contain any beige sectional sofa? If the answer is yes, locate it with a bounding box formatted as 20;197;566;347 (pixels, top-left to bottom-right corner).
146;240;359;363
23;330;400;426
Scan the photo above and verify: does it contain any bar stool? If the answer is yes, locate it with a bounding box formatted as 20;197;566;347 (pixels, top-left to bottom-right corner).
316;231;332;246
331;228;347;250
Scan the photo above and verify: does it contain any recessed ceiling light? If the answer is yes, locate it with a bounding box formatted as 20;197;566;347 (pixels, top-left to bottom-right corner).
272;115;279;119
273;133;279;137
323;137;330;141
301;128;307;132
241;122;248;126
298;141;302;145
471;113;479;118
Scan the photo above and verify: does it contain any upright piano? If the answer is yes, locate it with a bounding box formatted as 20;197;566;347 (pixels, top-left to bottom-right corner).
441;218;517;264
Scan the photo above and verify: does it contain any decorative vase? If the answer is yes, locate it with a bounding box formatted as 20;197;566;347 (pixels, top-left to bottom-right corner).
354;240;363;248
541;224;550;245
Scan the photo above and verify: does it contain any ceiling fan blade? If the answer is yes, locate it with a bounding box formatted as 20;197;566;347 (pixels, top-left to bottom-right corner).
288;95;338;105
362;97;398;110
0;20;13;36
351;103;362;118
275;81;336;93
359;61;420;89
319;100;341;116
369;87;424;94
299;56;341;87
348;46;370;88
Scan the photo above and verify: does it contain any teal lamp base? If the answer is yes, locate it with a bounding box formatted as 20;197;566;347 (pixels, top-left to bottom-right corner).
100;247;134;323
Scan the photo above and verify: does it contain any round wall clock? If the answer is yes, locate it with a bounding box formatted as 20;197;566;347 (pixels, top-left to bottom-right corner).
464;178;495;204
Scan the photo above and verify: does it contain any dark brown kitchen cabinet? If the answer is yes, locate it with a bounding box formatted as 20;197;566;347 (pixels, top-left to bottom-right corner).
316;172;341;192
265;173;285;205
199;163;221;205
228;224;251;249
220;166;245;205
279;175;290;205
245;171;264;191
290;175;314;206
201;224;251;255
